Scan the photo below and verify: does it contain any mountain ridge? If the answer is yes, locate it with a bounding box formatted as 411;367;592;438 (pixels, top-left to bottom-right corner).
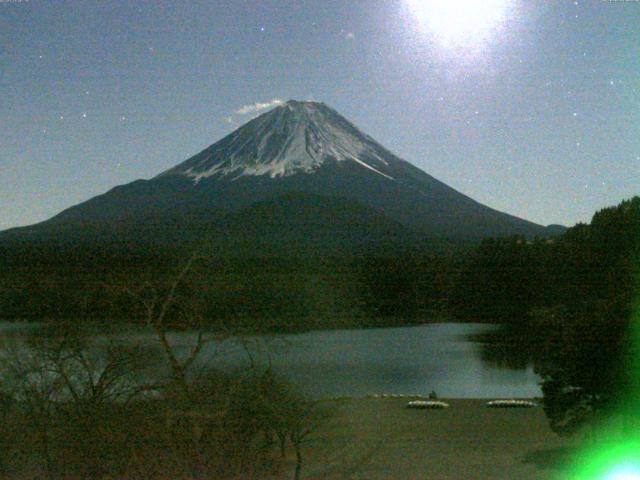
1;100;564;246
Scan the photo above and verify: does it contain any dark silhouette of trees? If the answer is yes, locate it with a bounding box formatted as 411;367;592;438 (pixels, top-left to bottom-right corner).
453;197;640;436
533;198;640;436
0;321;155;479
532;303;632;436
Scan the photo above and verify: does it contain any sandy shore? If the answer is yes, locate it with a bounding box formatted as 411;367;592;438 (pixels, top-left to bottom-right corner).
293;398;575;480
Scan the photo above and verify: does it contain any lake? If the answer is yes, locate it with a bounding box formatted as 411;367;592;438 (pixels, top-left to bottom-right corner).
150;322;541;399
0;322;541;399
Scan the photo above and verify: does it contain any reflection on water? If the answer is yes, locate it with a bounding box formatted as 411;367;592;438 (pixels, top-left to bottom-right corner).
0;322;541;399
470;325;544;371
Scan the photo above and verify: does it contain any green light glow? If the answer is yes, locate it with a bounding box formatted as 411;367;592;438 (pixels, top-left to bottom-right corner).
566;438;640;479
564;248;640;479
602;464;640;480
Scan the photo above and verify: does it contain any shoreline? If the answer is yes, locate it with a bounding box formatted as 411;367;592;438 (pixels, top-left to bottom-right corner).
298;397;574;480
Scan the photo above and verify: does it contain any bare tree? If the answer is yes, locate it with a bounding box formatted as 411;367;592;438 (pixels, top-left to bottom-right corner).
289;400;325;480
0;256;330;479
127;256;225;393
126;255;234;476
0;322;155;479
0;388;13;475
1;330;69;480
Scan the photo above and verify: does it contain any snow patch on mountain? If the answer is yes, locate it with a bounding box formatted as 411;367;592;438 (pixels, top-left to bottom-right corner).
160;100;396;182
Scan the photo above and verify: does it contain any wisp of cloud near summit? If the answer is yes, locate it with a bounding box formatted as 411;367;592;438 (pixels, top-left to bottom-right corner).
234;98;284;116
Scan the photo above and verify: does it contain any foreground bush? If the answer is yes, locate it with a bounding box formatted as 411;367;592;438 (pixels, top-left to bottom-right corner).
0;323;323;479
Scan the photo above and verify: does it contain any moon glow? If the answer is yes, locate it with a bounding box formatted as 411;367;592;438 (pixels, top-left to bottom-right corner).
405;0;512;50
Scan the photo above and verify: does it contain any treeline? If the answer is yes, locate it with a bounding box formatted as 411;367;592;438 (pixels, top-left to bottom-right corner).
0;239;459;331
1;197;637;337
0;241;180;324
453;197;640;435
451;197;639;325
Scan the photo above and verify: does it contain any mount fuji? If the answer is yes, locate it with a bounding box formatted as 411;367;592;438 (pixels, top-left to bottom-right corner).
2;100;561;250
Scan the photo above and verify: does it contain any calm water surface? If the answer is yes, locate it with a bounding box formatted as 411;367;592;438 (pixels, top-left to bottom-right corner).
0;322;541;399
155;323;540;399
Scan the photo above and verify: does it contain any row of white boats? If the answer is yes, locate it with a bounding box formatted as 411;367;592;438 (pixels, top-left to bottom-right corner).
403;399;537;409
360;396;537;409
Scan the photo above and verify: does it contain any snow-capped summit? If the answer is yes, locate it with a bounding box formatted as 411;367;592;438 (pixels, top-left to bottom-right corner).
160;100;397;181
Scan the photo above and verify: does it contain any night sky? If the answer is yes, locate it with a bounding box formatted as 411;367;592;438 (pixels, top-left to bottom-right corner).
2;0;638;230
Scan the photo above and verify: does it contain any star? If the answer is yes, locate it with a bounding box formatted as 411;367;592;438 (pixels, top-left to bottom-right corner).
59;115;64;120
572;112;578;117
260;26;265;32
82;113;87;118
120;116;127;122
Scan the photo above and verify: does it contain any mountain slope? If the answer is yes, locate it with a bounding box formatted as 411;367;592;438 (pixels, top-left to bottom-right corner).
1;100;562;245
206;192;422;258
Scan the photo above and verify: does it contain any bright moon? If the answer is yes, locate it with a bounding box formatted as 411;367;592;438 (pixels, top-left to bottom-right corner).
405;0;511;49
